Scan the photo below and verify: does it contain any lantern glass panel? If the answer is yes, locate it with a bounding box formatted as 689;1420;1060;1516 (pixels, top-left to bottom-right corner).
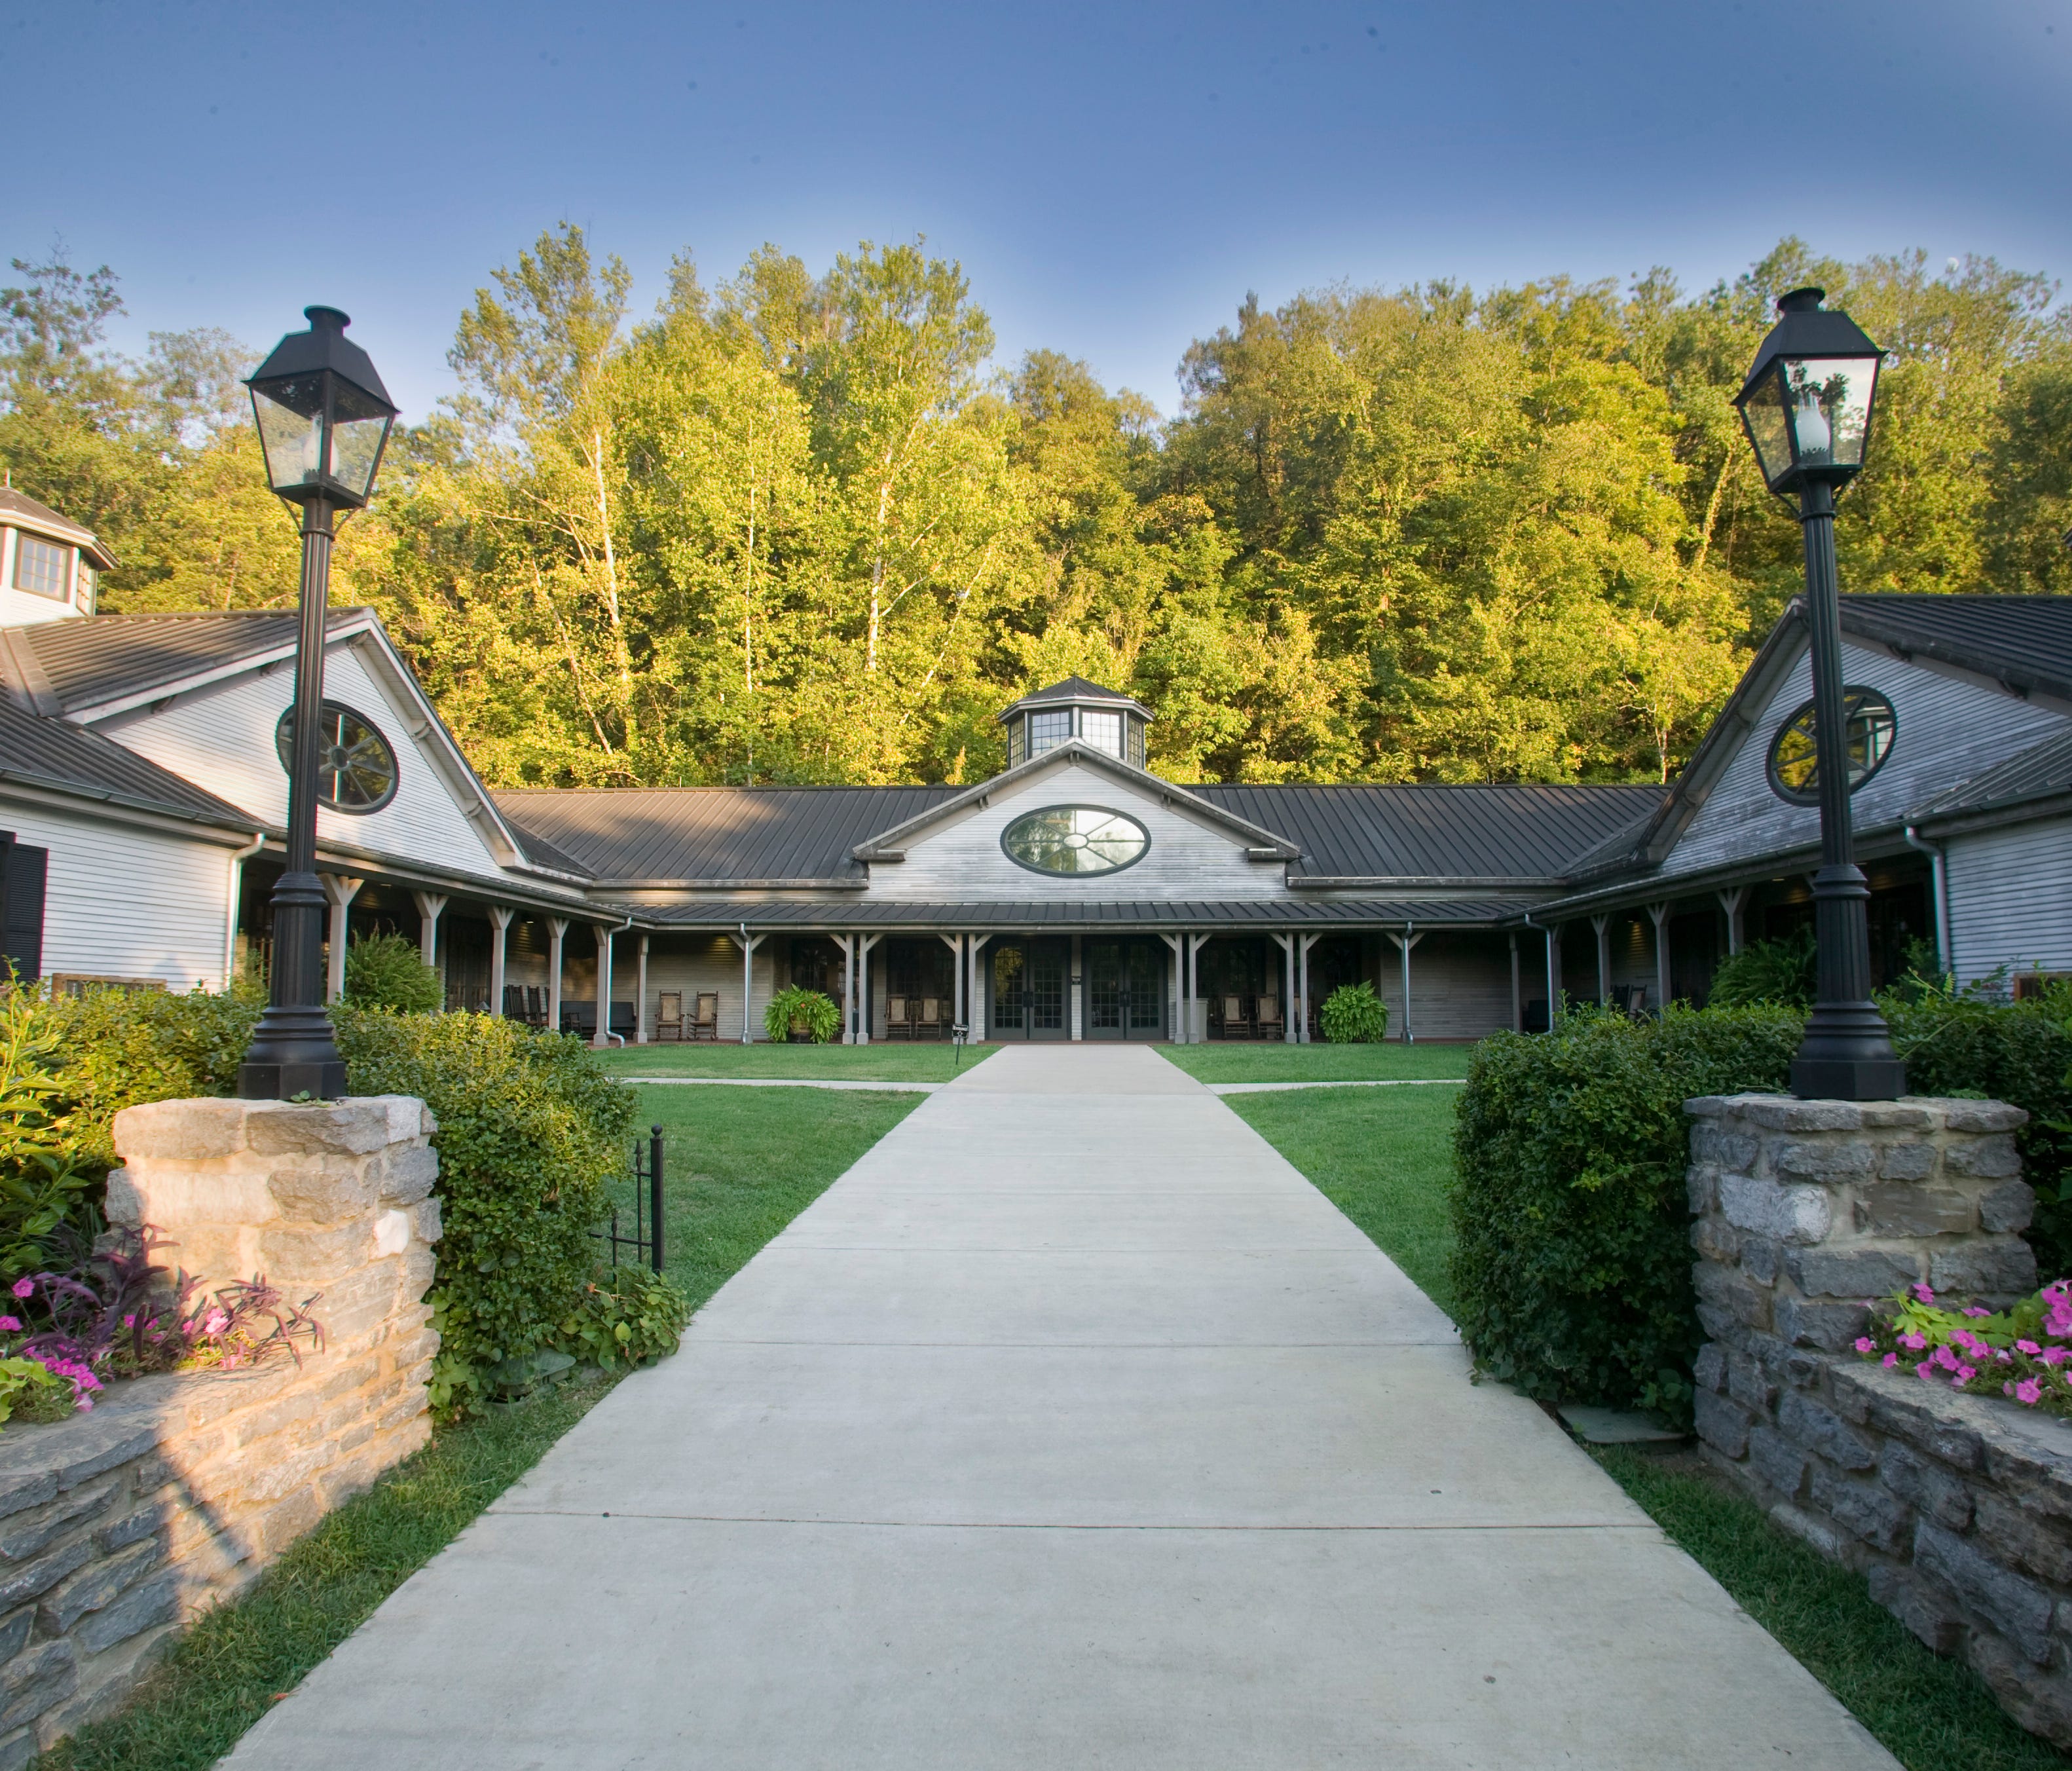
327;377;392;502
1742;370;1796;487
1782;356;1876;470
251;378;327;495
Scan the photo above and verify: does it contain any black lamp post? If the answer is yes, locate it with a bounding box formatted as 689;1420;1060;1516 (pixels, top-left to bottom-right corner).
1734;287;1906;1101
237;308;397;1100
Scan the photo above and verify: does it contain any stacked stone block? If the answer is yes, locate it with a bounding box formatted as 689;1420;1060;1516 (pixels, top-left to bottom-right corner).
0;1096;441;1766
1687;1092;2072;1747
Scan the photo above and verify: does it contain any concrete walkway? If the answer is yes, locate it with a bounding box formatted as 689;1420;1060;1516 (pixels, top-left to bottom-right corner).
225;1045;1895;1770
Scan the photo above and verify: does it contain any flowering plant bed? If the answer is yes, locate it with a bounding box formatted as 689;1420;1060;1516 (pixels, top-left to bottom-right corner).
0;1227;324;1424
1856;1278;2072;1416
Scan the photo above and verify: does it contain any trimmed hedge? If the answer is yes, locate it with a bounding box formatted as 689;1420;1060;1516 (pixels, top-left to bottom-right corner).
1449;1004;1802;1422
330;1007;640;1412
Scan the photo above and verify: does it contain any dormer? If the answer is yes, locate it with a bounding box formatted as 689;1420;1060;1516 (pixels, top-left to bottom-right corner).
999;677;1151;771
0;487;115;627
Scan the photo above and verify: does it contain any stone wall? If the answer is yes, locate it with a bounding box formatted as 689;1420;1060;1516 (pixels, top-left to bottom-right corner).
1686;1092;2072;1746
0;1095;441;1766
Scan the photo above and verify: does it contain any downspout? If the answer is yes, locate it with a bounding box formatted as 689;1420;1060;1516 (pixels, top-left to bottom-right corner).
1904;826;1951;980
223;832;267;992
600;912;633;1046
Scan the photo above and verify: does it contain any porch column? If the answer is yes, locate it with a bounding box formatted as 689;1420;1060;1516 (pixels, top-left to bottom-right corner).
1297;932;1322;1043
1271;933;1296;1044
1509;931;1521;1033
1189;934;1206;1045
1648;901;1673;1013
1387;927;1424;1043
1591;912;1612;1006
635;933;650;1043
855;933;881;1043
1718;885;1748;956
939;933;965;1037
969;937;985;1043
321;874;363;1003
1069;935;1083;1041
839;934;858;1043
412;891;448;990
546;917;568;1034
593;923;618;1049
1547;923;1562;1025
730;927;766;1044
1158;933;1183;1043
487;904;515;1019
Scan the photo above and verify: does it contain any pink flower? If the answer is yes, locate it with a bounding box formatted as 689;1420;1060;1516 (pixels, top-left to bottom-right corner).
1917;1360;1936;1381
2015;1378;2044;1406
2018;1339;2042;1356
1882;1352;1899;1368
1953;1365;1977;1386
10;1278;31;1300
0;1317;18;1334
203;1309;229;1336
1963;1306;1992;1318
1854;1337;1877;1354
1933;1345;1959;1371
1900;1332;1928;1352
1912;1284;1936;1304
2043;1349;2071;1368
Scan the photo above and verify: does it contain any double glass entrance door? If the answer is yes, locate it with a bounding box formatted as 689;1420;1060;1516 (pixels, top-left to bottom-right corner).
1086;937;1164;1041
991;939;1068;1041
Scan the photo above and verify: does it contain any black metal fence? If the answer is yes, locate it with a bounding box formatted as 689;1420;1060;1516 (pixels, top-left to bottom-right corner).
595;1123;665;1275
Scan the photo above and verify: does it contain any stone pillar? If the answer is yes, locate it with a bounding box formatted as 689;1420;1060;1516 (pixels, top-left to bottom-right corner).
0;1096;450;1758
1682;1092;2072;1747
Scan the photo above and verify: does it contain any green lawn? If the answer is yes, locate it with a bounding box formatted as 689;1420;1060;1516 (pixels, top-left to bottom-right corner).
606;1082;926;1311
39;1081;921;1771
1233;1076;2062;1771
595;1040;997;1083
1223;1082;1464;1316
1159;1041;1475;1083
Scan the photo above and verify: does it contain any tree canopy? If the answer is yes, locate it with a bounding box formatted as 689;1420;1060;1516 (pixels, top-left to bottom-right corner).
3;231;2067;788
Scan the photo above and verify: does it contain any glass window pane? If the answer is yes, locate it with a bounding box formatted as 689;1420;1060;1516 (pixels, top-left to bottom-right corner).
1008;721;1026;768
1741;372;1794;485
252;383;325;493
329;415;388;500
1001;805;1149;875
1126;718;1143;768
1028;711;1071;755
1783;357;1876;469
1081;711;1122;756
12;536;69;598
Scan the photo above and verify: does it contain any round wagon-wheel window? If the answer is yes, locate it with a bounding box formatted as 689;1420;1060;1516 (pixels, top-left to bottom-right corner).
274;700;399;813
1000;806;1150;876
1766;688;1895;806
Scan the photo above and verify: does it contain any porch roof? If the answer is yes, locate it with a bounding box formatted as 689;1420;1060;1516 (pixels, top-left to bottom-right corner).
633;897;1521;931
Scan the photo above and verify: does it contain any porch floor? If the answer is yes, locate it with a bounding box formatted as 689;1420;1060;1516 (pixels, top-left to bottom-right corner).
222;1045;1895;1770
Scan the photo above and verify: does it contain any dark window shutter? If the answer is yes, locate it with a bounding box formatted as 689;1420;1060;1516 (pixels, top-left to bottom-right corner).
1;841;47;983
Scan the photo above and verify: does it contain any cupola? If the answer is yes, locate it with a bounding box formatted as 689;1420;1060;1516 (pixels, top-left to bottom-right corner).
998;677;1151;770
0;483;115;626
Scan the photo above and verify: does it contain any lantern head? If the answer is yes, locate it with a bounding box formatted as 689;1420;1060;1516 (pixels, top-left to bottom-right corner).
247;307;397;509
1734;287;1883;496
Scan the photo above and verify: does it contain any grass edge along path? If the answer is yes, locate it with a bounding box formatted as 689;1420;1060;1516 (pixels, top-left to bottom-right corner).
594;1041;998;1083
39;1080;927;1771
1158;1041;1473;1084
1225;1079;2065;1771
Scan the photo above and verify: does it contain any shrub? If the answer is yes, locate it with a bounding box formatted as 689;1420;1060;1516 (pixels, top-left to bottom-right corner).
330;1007;637;1414
1706;927;1817;1009
1882;976;2072;1277
342;932;444;1014
41;981;261;1178
0;986;93;1276
560;1269;691;1373
0;1356;75;1426
1318;981;1390;1043
1450;1003;1803;1423
764;984;839;1043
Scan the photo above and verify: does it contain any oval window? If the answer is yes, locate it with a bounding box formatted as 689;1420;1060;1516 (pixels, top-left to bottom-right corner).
1001;806;1149;876
1766;688;1896;806
274;701;399;813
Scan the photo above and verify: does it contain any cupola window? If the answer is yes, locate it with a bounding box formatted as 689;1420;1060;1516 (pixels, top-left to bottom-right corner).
13;535;70;599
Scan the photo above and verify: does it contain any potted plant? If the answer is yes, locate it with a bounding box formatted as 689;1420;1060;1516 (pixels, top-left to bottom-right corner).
764;986;840;1044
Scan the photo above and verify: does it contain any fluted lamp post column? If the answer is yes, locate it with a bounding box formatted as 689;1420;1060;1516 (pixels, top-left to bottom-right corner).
1733;286;1905;1101
237;308;398;1100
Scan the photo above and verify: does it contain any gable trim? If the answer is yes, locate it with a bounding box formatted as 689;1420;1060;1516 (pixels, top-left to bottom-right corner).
851;742;1302;862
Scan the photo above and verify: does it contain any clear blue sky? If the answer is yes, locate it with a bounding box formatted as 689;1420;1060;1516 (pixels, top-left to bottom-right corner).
8;0;2068;420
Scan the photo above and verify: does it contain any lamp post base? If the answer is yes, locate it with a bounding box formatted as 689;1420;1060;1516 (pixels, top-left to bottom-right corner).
1790;996;1907;1102
238;1002;348;1102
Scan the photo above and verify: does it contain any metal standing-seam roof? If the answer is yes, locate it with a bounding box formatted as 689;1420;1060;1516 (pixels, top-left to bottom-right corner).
493;786;967;884
636;897;1521;929
1841;594;2072;700
14;609;371;715
1910;725;2072;823
0;690;260;831
1189;783;1667;881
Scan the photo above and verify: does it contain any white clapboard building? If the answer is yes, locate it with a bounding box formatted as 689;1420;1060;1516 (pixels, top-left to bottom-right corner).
2;487;2070;1044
